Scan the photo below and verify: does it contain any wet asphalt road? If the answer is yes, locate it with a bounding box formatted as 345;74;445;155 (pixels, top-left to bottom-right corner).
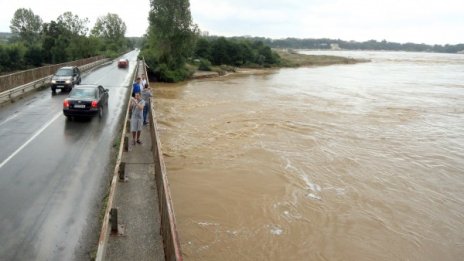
0;50;139;260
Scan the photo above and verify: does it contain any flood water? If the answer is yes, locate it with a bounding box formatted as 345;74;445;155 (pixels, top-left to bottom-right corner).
154;51;464;260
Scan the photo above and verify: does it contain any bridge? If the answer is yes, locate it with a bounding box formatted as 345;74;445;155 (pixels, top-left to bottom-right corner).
0;51;182;260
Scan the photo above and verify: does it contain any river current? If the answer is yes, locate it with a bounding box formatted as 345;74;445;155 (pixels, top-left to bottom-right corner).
154;51;464;260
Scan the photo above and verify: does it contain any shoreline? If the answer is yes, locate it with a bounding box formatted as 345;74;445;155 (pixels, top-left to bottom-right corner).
191;49;369;80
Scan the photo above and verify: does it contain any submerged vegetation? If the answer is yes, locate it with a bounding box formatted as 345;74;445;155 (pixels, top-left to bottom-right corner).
142;0;197;83
275;49;364;67
192;37;281;68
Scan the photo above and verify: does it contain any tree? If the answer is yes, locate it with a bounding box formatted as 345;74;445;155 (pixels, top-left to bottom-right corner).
90;13;128;56
57;12;89;36
144;0;198;81
9;8;43;44
41;21;70;63
210;37;230;65
24;45;43;67
194;38;211;60
91;13;126;41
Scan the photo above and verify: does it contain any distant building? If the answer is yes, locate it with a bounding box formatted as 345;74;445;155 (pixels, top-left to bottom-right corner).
330;43;341;50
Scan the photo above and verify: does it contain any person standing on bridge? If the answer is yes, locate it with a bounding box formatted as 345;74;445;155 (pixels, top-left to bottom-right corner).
132;77;141;97
141;74;148;88
141;83;152;125
130;92;145;145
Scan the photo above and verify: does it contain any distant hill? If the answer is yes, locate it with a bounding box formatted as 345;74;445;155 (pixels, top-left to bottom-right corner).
224;36;464;54
0;32;13;44
0;32;13;38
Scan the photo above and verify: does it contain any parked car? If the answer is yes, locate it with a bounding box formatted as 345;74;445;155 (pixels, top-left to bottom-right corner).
51;66;81;93
63;85;109;118
118;59;129;68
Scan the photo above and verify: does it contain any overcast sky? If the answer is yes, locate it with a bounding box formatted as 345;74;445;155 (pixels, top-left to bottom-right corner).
1;0;463;45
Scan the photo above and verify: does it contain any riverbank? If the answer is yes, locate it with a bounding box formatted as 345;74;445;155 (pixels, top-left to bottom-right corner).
275;49;367;67
191;49;368;79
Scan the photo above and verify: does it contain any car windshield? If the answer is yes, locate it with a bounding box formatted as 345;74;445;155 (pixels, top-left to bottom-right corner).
55;68;73;76
69;88;97;99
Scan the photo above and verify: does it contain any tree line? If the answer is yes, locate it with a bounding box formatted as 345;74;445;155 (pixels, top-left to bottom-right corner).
141;0;282;82
235;37;464;54
193;36;280;68
0;8;130;73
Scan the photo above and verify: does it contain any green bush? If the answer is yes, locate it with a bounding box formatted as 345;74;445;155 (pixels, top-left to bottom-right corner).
198;58;212;71
24;45;43;67
0;44;27;72
155;63;192;83
194;37;280;68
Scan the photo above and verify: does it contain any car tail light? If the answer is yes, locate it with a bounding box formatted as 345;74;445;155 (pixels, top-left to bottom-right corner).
91;100;98;108
63;99;69;108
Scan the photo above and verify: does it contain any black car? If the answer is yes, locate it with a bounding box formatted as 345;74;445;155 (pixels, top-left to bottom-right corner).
63;85;109;118
51;66;81;93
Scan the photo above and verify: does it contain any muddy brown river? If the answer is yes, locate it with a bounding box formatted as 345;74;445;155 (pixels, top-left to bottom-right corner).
154;51;464;260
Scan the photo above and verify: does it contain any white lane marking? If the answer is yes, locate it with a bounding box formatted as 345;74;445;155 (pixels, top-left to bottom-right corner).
0;114;19;127
0;112;62;169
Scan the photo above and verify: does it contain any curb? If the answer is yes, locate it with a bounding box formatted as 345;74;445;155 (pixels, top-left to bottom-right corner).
95;60;139;261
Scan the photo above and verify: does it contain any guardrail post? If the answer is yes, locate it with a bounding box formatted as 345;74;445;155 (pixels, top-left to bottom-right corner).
110;208;125;236
126;119;131;133
124;136;129;152
118;162;128;182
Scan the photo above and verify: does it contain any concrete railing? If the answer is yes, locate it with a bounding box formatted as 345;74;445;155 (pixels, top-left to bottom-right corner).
0;57;110;105
144;61;183;261
95;59;182;261
0;56;105;92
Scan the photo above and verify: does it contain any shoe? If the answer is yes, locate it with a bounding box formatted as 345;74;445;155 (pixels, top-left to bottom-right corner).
137;140;143;144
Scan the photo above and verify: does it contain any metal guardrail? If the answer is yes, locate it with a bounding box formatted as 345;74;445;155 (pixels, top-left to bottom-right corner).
0;58;110;105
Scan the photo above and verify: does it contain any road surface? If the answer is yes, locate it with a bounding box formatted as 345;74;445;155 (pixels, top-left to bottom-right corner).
0;50;139;260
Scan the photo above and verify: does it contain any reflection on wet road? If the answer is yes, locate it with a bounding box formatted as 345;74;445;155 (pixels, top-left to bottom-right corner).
0;50;138;260
155;51;464;260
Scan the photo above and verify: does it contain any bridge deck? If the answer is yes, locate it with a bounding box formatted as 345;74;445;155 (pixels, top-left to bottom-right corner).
104;62;165;261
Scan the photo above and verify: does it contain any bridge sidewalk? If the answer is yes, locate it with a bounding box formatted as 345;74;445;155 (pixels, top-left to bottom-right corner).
103;85;165;259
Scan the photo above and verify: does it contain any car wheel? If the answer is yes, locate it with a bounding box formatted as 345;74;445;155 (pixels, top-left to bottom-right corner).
51;86;56;94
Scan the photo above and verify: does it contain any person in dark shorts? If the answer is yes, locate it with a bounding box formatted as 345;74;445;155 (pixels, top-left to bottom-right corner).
141;83;152;125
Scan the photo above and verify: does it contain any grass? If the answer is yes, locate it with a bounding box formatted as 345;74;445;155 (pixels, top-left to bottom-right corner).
276;49;368;67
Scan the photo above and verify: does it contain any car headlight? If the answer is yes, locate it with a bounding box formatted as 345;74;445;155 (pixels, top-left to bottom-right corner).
65;80;71;84
51;80;56;83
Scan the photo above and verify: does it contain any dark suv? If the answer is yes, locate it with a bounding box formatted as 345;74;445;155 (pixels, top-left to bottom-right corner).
51;66;81;93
